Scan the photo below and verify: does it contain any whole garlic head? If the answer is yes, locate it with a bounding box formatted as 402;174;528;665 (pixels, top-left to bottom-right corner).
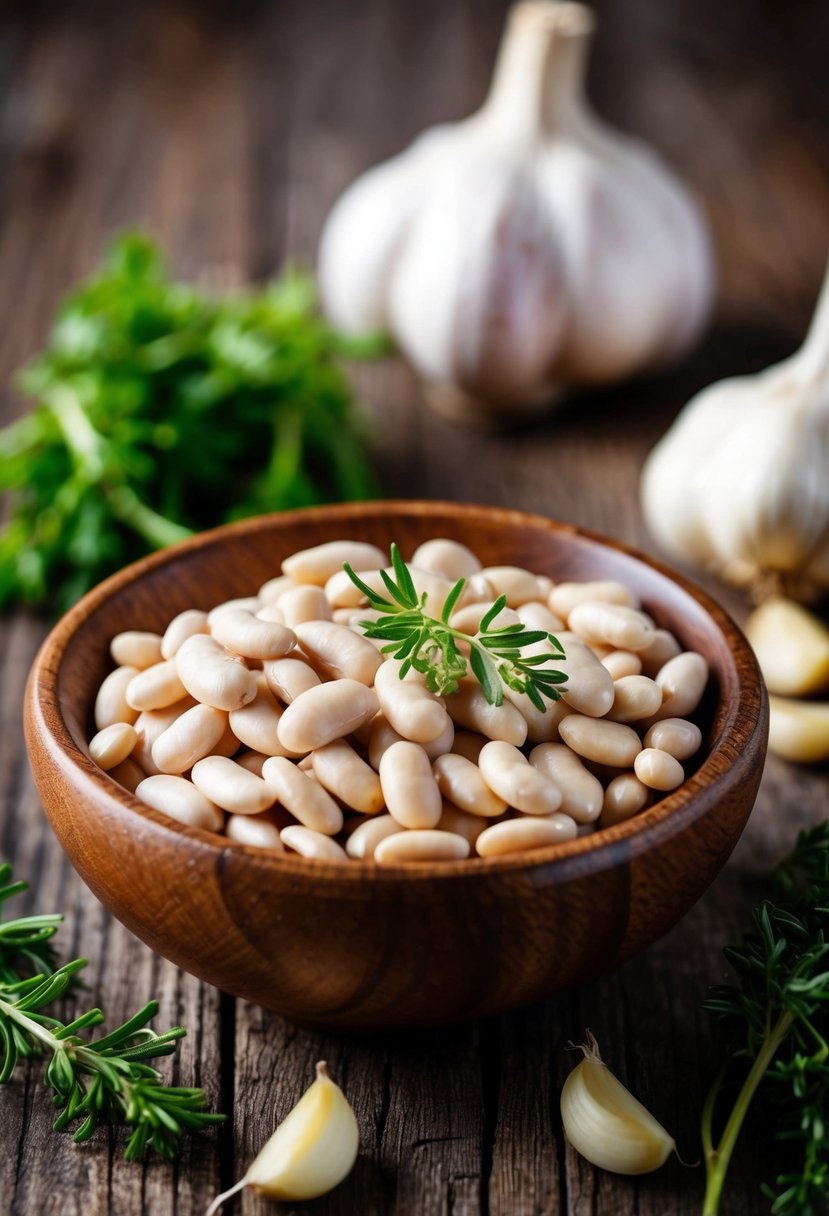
318;1;714;420
642;257;829;603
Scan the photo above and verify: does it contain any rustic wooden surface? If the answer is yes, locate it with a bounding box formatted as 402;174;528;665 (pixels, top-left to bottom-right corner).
1;0;828;1212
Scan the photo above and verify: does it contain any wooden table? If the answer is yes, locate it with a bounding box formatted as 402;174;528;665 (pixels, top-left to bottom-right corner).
2;1;828;1212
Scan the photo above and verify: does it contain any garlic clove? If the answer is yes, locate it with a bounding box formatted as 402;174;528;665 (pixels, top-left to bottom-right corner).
768;695;829;764
205;1061;359;1215
745;597;829;697
560;1033;675;1175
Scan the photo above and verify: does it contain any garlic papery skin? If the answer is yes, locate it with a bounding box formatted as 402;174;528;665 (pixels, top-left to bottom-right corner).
560;1034;675;1175
318;1;714;421
641;255;829;603
204;1061;359;1214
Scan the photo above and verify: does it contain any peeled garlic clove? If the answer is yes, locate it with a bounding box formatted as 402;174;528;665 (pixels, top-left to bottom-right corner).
561;1033;674;1175
768;695;829;764
205;1061;359;1214
745;597;829;696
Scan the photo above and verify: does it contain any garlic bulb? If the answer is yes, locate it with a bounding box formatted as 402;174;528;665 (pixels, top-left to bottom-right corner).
560;1033;675;1175
318;1;714;421
642;255;829;602
205;1061;359;1214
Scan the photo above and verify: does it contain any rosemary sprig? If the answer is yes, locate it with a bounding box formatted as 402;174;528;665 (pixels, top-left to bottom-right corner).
701;822;829;1215
344;543;567;709
0;863;224;1159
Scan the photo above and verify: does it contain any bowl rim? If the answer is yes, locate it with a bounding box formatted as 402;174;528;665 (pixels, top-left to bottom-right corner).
27;499;767;883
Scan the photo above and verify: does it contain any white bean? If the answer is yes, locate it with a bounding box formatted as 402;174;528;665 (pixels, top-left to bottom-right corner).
450;731;487;763
255;603;285;625
235;750;268;777
476;814;577;857
110;632;163;670
606;675;663;723
651;652;709;721
644;718;702;761
211;608;296;661
277;680;378;753
433;753;507;818
276;585;332;627
126;661;187;712
374;830;470;864
152;704;227;774
478;741;562;815
258;574;295;604
175;634;257;711
503;687;571;744
136;774;224;832
282;540;388;586
226;814;283;850
516;601;565;633
191;756;275;815
600;650;643;680
373;659;451;744
281;825;348;861
558;715;642;767
345;814;400;859
368;715;405;770
449;603;520;634
437;802;489;844
94;665;140;730
132;700;197;775
295;620;382;685
262;756;343;834
480;566;543;607
410;538;482;580
634;748;685;791
568;602;655;652
311;740;384;815
161;610;209;659
379;741;442;829
639;628;682;677
89;722;138;771
229;679;302;757
529;743;603;823
446;681;528;746
549;580;639;619
207;596;262;626
601;773;651;826
555;634;615;718
420;717;456;760
262;656;321;704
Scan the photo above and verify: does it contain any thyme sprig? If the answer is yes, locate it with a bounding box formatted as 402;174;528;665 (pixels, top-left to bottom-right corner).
344;544;567;709
701;822;829;1215
0;862;223;1160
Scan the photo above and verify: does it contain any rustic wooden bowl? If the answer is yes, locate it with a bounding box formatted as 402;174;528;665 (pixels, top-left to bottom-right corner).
25;501;767;1032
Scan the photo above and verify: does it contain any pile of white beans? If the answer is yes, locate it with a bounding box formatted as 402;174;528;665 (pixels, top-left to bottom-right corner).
88;538;708;864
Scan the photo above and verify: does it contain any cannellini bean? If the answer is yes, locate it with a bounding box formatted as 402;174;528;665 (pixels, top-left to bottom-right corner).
379;741;442;829
175;634;257;711
345;814;401;859
446;681;528;746
326;565;460;614
558;715;642;767
262;756;343;834
152;704;227;774
213;721;241;759
136;774;224;832
255;603;285;625
606;675;663;723
191;756;275;815
480;566;543;607
549;580;639;619
600;773;651;826
263;656;321;704
529;743;603;823
89;722;138;771
211;608;295;661
451;731;487;763
276;585;332;627
277;680;378;753
108;758;146;793
556;634;615;718
568;602;655;652
161;609;210;659
373;659;451;744
643;718;702;761
651;652;709;720
133;700;197;775
437;802;489;844
601;650;643;680
94;665;141;730
258;574;295;603
282;540;388;586
768;695;829;763
421;717;456;760
126;661;187;712
433;753;507;818
236;750;268;776
476;814;577;857
503;687;571;744
110;631;163;670
410;538;482;580
207;596;262;626
374;830;470;864
449;603;520;634
295;620;382;685
639;628;682;678
536;575;554;599
368;715;405;770
517;601;565;633
478;741;562;815
464;573;497;603
280;825;348;861
311;740;384;815
634;748;684;791
229;678;302;757
226;813;283;849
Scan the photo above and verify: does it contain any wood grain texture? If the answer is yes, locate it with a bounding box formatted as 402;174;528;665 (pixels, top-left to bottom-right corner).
1;0;828;1211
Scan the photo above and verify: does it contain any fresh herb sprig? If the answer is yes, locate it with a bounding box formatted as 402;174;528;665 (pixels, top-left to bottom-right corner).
0;862;223;1159
0;233;382;613
344;544;567;708
701;822;829;1215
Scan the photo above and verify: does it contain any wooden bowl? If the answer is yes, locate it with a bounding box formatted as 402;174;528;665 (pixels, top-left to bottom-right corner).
25;502;767;1032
